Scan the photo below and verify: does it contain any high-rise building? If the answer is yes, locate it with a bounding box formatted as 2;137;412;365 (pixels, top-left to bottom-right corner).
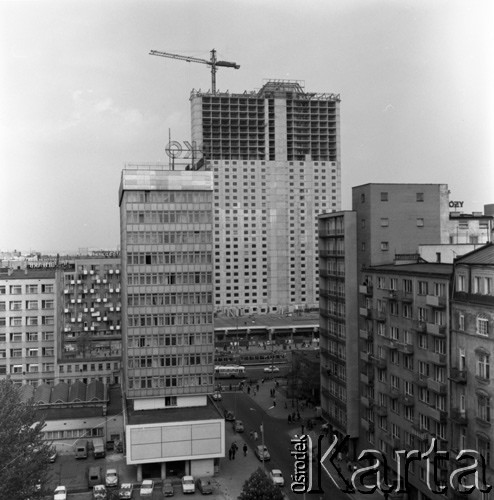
119;164;224;480
190;80;341;315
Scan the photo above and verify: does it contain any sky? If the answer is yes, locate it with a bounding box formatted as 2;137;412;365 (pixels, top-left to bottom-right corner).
1;0;493;253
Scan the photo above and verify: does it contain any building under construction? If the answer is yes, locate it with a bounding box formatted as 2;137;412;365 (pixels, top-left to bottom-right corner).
190;80;341;316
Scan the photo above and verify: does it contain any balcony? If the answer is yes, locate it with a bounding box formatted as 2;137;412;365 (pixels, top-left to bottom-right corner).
370;355;386;369
451;408;467;425
413;321;426;332
360;373;369;385
361;396;372;408
411;425;429;441
360;351;369;363
388;290;398;300
359;329;370;340
427;378;447;394
426;322;446;337
426;295;446;308
399;394;414;406
429;352;447;366
415;373;428;387
359;285;373;296
374;309;386;322
397;342;414;354
450;367;467;384
389;388;400;399
375;405;388;416
359;307;371;318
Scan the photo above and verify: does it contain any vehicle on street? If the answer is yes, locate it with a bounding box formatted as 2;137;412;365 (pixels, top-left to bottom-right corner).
255;444;271;461
224;410;235;421
212;391;222;401
88;466;102;488
263;365;280;373
49;447;58;463
105;469;119;488
118;483;133;499
140;480;154;497
269;469;285;486
93;484;107;500
196;477;213;494
182;475;195;494
54;485;67;500
93;438;106;458
233;420;244;432
75;439;88;459
214;365;245;378
162;479;174;497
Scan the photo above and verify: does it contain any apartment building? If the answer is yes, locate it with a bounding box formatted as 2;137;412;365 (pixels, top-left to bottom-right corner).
449;243;494;500
0;268;57;386
190;80;341;314
359;262;452;500
318;211;359;447
119;164;224;480
58;257;122;385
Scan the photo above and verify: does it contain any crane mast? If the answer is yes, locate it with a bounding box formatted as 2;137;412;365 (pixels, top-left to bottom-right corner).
149;49;240;93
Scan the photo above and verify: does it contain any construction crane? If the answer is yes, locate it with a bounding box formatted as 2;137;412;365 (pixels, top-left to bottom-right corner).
149;49;240;93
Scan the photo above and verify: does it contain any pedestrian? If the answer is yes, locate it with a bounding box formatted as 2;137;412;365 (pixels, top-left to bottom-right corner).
247;386;251;395
250;431;254;439
273;400;276;407
256;384;260;392
253;431;258;441
288;415;292;424
243;443;248;457
228;448;232;460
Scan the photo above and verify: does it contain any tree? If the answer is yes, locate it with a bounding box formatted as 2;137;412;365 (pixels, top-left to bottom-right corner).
0;379;52;500
238;467;285;500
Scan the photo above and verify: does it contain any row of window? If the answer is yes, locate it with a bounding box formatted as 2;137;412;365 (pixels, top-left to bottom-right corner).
0;284;54;294
128;312;213;327
0;332;54;342
127;271;212;286
1;316;54;327
126;191;212;204
0;300;54;311
59;362;119;373
127;374;213;390
126;210;212;224
457;274;493;295
128;353;213;368
127;292;213;307
127;332;213;348
126;251;212;265
1;347;54;357
43;427;103;441
126;230;212;245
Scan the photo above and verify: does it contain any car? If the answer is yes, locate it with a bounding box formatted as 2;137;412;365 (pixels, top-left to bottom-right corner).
49;447;58;463
182;475;195;494
233;420;244;432
140;480;154;497
196;477;213;495
54;485;67;500
255;444;271;461
162;479;174;497
212;392;222;401
118;483;133;499
263;365;280;373
269;469;285;487
93;484;107;500
224;410;235;421
105;469;119;488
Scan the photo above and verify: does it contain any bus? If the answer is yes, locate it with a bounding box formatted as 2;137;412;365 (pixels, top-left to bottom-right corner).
214;365;246;378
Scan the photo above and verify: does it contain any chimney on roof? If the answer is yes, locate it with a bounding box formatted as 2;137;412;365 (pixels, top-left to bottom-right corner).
8;267;13;276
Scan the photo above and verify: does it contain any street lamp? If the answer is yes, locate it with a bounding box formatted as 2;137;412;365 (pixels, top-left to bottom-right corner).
250;405;274;472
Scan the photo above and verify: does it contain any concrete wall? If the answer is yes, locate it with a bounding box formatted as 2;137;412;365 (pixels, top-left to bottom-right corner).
190;458;215;477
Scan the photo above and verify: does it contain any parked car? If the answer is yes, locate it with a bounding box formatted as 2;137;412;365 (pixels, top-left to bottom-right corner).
224;410;235;421
93;484;107;500
105;469;119;488
255;444;271;461
233;420;244;433
182;475;195;494
118;483;133;499
212;392;222;401
140;480;154;497
263;365;280;373
196;477;213;495
162;479;174;497
53;485;67;500
269;469;285;487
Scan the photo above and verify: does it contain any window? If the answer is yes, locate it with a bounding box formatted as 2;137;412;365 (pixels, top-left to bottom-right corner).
380;242;389;251
381;192;388;201
416;192;424;202
10;286;22;295
380;218;389;227
457;275;466;292
459;313;465;331
417;218;424;227
477;436;491;467
418;281;428;295
403;279;413;293
477;353;490;379
477;317;489;336
377;277;386;289
477;394;491;422
389;278;397;291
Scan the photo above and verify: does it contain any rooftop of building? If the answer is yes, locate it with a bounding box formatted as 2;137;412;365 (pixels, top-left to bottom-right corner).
127;397;223;426
0;267;56;280
190;79;341;101
454;242;494;265
449;212;493;220
364;262;453;276
214;311;320;331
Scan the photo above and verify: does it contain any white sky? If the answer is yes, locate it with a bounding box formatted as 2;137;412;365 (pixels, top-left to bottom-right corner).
1;0;493;253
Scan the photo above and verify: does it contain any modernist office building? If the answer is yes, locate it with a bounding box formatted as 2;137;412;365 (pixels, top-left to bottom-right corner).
119;164;224;480
190;80;341;314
